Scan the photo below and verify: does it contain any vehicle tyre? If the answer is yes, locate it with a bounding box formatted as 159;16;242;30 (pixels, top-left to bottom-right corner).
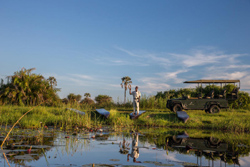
172;136;182;144
209;105;220;113
173;104;182;113
208;137;221;146
205;109;209;113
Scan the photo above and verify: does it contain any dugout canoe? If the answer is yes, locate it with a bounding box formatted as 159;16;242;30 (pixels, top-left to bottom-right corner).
67;108;85;115
176;111;189;123
129;111;146;120
96;108;110;119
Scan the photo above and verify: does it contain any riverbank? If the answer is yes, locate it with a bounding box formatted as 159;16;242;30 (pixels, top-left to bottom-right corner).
0;106;249;132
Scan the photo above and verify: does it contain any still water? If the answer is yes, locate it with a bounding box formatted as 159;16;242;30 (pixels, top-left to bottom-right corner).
0;127;249;167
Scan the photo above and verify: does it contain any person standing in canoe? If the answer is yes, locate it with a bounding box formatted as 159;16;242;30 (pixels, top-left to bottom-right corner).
129;86;141;115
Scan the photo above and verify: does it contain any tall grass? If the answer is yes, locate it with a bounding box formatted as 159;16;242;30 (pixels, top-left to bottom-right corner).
0;105;249;132
0;105;91;129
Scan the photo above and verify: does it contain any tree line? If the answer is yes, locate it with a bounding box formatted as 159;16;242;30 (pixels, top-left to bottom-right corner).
1;69;249;110
0;68;113;107
0;68;60;106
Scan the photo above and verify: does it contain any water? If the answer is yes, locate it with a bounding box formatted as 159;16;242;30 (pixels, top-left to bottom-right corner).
0;127;249;167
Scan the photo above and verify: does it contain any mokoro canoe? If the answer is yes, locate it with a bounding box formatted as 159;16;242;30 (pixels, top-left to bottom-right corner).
129;111;146;120
176;111;189;123
96;108;110;119
67;108;85;115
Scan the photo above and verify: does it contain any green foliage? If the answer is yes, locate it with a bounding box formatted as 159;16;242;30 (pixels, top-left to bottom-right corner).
155;88;197;99
95;94;113;108
84;93;91;98
154;84;250;109
0;105;250;132
67;93;82;103
0;68;60;106
0;105;91;129
139;95;168;109
81;97;95;105
121;76;132;104
230;91;250;109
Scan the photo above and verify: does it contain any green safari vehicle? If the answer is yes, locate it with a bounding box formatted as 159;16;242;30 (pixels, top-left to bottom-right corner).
166;80;240;113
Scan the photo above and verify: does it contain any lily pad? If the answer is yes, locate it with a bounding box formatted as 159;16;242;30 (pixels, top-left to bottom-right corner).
182;162;198;166
122;165;145;167
109;159;120;161
14;155;34;160
82;164;119;167
99;143;109;145
30;145;51;148
143;161;174;166
0;150;11;153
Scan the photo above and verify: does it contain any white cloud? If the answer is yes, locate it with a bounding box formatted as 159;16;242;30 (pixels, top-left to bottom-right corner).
114;46;143;58
45;47;250;99
115;47;170;67
138;70;188;94
170;49;245;68
158;70;188;83
111;60;126;63
70;74;94;80
95;56;149;66
140;82;171;93
205;71;248;80
207;64;250;70
147;54;170;65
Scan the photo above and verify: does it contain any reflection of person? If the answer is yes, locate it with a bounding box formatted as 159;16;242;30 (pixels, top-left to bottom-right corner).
127;133;141;163
129;86;141;115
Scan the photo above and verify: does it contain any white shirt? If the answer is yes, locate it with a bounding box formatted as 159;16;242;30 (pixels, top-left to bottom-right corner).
131;90;141;100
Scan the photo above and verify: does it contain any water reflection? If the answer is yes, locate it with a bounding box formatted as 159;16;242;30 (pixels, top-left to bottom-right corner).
166;132;241;167
0;128;250;167
0;129;55;167
127;133;141;163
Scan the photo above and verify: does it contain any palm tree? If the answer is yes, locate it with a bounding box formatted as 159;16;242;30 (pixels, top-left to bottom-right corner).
84;93;91;98
121;76;132;104
47;76;57;88
0;68;60;106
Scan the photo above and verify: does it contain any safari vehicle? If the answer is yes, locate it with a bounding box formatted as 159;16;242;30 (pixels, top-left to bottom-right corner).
166;80;240;113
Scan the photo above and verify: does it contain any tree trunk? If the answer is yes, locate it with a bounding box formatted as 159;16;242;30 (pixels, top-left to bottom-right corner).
124;86;126;104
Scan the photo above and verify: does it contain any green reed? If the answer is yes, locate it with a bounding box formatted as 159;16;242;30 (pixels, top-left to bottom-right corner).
0;105;249;132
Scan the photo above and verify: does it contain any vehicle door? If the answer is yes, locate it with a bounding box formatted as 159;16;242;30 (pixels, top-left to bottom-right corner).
182;99;199;110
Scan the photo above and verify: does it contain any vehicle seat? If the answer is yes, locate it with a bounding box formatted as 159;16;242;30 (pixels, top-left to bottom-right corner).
231;87;239;96
219;89;226;98
231;87;239;99
206;90;214;99
198;93;202;99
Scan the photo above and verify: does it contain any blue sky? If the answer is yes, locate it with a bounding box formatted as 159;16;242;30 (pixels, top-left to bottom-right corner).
1;0;250;102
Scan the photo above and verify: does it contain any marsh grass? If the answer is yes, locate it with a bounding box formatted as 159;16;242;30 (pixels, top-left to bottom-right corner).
0;105;249;132
0;105;91;129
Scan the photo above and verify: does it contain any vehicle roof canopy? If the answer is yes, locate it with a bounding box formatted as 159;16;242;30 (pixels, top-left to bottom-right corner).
184;80;240;84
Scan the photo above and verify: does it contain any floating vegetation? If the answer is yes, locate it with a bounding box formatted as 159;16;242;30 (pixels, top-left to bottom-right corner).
122;165;145;167
14;155;34;160
109;159;120;162
182;162;198;166
82;164;120;167
143;161;174;166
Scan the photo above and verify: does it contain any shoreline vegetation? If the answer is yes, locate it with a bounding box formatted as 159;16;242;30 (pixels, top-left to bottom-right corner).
0;105;249;133
0;68;250;133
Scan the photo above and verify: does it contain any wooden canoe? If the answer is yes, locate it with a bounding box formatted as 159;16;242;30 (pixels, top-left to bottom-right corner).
96;108;110;119
67;108;85;115
176;111;189;123
129;111;146;120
